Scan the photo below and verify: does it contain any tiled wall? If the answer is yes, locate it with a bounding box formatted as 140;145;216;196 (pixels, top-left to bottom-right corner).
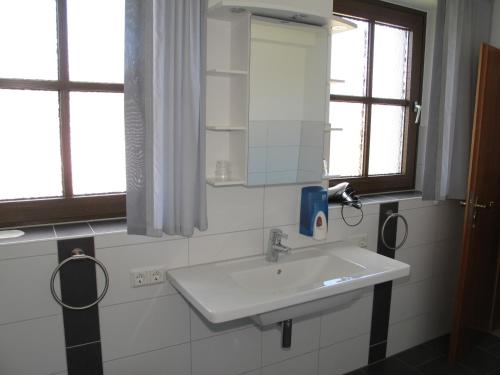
0;188;463;375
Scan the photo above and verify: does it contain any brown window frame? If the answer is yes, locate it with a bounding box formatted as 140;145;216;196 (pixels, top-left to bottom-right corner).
0;0;125;228
329;0;426;194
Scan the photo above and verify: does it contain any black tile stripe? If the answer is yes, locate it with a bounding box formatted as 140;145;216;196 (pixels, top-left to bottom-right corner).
370;282;393;345
57;237;103;375
368;341;387;364
369;202;399;364
66;341;104;375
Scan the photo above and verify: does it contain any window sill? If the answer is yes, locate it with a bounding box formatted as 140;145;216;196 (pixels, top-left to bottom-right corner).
328;191;423;209
0;218;127;247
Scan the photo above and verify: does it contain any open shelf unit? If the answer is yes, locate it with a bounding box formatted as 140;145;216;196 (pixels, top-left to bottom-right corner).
207;68;248;76
206;177;246;186
205;10;250;186
206;125;247;131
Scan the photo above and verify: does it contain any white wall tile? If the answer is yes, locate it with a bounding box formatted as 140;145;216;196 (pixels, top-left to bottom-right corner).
429;275;457;319
191;326;261;375
318;334;370;375
0;240;57;261
94;232;182;249
96;239;188;306
396;205;439;249
327;214;380;251
262;351;318;375
261;315;321;366
0;254;61;325
0;315;66;375
189;229;263;266
100;294;189;361
387;314;433;356
263;184;304;228
329;202;379;221
390;279;434;324
190;308;254;341
393;243;434;287
195;186;264;236
398;197;437;211
433;203;463;241
320;294;373;348
103;343;190;375
432;239;461;279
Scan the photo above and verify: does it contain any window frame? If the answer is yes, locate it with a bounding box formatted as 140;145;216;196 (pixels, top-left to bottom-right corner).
329;0;426;194
0;0;125;228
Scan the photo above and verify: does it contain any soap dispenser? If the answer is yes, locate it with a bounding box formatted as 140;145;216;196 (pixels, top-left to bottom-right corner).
300;186;328;241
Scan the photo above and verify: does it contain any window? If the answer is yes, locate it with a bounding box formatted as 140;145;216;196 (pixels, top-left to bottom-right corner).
0;0;125;227
328;0;425;194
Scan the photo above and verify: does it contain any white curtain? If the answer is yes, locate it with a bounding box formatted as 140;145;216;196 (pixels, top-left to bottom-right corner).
422;0;493;200
124;0;208;236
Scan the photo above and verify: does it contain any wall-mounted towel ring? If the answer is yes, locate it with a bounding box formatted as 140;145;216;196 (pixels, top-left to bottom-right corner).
50;248;109;310
381;211;408;250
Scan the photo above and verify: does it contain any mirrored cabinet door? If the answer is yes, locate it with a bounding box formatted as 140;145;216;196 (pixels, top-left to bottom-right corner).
247;17;329;186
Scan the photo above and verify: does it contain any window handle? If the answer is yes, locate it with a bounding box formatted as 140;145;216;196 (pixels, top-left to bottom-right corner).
413;102;422;124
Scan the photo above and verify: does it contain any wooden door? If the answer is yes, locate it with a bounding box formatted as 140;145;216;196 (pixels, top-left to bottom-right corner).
450;43;500;360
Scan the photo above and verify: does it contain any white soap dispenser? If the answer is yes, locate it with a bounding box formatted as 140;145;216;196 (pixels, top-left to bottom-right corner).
313;210;327;241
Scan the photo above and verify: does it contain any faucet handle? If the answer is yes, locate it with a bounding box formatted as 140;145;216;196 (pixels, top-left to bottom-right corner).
269;228;287;244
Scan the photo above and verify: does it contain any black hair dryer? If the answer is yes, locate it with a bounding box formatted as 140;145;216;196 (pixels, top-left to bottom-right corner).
328;182;362;209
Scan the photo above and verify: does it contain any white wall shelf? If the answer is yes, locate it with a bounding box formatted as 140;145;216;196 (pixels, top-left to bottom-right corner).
205;11;250;187
207;126;247;131
206;177;246;186
207;68;248;76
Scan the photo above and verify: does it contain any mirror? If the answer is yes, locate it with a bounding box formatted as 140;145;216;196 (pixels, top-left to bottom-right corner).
247;17;329;185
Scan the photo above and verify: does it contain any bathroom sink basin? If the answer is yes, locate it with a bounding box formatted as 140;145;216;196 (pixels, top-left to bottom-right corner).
167;242;409;325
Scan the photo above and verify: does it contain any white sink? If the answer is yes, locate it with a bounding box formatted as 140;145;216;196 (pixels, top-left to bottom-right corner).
167;242;409;325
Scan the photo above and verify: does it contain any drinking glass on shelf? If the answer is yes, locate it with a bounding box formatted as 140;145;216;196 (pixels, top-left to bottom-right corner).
215;160;231;181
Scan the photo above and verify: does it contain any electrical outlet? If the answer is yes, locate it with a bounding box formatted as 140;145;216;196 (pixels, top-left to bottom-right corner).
130;267;165;288
130;269;150;288
149;268;165;284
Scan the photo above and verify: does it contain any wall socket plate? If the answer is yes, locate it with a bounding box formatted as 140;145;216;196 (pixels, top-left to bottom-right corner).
130;267;166;288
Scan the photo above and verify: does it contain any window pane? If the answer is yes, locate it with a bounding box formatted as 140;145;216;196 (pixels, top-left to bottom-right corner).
372;24;409;99
328;102;365;177
330;18;369;96
0;0;58;79
368;105;406;175
0;90;62;200
67;0;124;83
70;92;125;195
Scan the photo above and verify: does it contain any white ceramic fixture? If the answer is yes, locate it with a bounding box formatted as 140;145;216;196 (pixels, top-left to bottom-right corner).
167;242;409;325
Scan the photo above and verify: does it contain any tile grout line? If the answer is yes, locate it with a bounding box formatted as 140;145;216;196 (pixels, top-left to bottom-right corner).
316;313;322;375
66;340;101;350
101;341;191;364
189;304;193;375
0;312;62;327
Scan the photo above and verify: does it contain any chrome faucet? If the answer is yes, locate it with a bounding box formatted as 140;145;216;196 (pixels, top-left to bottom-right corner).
266;229;291;262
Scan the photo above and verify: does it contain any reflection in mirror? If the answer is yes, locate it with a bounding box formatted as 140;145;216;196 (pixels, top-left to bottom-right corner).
247;17;328;186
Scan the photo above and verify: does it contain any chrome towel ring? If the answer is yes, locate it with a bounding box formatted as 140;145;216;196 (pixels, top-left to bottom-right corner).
381;211;409;251
50;248;109;310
